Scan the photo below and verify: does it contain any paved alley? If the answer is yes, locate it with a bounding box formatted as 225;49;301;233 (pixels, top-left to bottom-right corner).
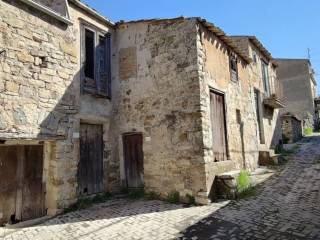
178;136;320;240
1;136;320;240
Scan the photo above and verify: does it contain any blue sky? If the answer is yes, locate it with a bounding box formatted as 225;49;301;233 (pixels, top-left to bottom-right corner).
82;0;320;94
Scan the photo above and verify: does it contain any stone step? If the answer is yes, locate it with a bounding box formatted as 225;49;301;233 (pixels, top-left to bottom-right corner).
216;168;276;200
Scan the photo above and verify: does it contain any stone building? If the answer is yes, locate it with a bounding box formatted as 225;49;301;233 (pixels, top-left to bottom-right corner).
114;19;285;203
0;0;284;224
231;36;285;163
0;0;115;224
275;58;317;129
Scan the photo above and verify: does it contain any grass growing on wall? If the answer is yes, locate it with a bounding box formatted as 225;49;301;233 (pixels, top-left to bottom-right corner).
304;127;313;136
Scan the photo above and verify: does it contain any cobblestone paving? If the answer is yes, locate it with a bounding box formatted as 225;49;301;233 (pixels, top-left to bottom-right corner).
178;136;320;240
1;136;320;240
1;199;229;240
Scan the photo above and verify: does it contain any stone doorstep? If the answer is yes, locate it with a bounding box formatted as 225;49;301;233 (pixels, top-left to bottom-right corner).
216;167;276;200
250;166;272;176
217;170;241;179
1;215;55;237
4;215;54;229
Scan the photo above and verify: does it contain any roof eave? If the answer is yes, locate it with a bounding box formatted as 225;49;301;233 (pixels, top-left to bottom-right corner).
196;19;251;64
68;0;115;27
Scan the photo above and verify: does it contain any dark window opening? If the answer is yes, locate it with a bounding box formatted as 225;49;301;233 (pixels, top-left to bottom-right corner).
261;60;270;96
236;109;242;124
81;25;111;98
84;29;95;79
229;56;238;82
40;56;48;68
252;52;257;63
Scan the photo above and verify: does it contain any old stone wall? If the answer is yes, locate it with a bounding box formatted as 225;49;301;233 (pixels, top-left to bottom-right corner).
281;115;302;143
113;19;207;200
197;23;259;199
0;0;115;214
247;43;282;150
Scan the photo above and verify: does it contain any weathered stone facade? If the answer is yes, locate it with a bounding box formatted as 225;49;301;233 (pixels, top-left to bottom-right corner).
113;19;206;201
0;0;114;218
0;0;286;223
231;36;283;151
197;25;259;201
113;19;282;203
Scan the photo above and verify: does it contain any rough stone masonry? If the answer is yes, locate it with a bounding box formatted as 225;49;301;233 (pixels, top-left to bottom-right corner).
0;0;283;222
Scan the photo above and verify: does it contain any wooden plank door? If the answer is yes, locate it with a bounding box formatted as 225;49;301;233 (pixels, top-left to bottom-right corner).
210;91;228;162
78;123;104;195
0;145;45;225
254;89;265;144
0;146;18;225
21;145;45;221
123;134;144;188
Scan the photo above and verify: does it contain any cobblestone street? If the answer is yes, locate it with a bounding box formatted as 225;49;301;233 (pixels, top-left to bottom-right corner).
178;135;320;240
1;136;320;240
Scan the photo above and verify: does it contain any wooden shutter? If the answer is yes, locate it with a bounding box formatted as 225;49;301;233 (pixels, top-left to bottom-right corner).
210;91;228;162
96;33;111;98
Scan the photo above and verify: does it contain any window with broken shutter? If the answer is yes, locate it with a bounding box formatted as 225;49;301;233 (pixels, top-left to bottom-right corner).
81;24;111;98
96;33;111;98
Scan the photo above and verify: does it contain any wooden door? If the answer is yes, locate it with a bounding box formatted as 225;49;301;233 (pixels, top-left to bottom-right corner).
254;89;265;144
0;146;18;225
22;145;45;221
0;145;45;225
210;91;228;162
123;134;144;188
78;124;104;195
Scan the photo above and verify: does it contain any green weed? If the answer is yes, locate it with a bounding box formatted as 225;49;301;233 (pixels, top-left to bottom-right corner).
237;170;251;193
64;192;112;213
144;191;161;200
127;188;145;199
186;194;196;205
167;191;180;204
304;127;313;136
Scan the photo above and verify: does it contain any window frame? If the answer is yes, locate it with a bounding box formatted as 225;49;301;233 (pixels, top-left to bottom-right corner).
83;26;96;85
261;60;270;97
252;51;257;64
229;54;238;82
254;88;265;144
80;23;111;99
